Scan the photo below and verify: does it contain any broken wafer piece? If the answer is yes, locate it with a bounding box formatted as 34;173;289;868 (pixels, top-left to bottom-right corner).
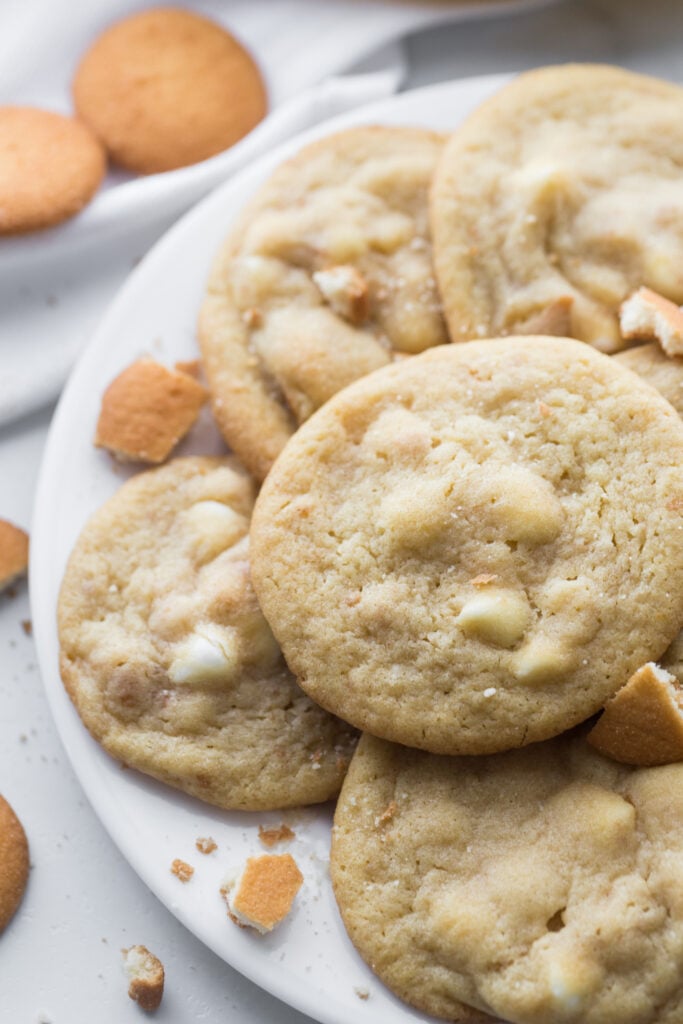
312;265;369;326
587;662;683;766
619;287;683;356
223;853;303;933
94;358;207;464
123;945;165;1012
0;519;29;592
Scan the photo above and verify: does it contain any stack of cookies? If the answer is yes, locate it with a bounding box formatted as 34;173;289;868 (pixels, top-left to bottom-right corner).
59;64;683;1024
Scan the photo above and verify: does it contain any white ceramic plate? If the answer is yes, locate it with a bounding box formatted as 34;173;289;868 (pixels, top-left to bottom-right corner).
31;75;509;1024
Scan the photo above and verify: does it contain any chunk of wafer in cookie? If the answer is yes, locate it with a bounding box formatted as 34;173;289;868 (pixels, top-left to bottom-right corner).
223;853;303;933
0;520;29;592
515;296;574;337
95;358;207;463
123;945;165;1012
587;662;683;766
620;287;683;356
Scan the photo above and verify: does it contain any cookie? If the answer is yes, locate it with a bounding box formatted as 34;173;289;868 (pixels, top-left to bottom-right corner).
587;662;683;766
58;458;356;810
0;795;29;933
0;106;105;234
615;343;683;418
94;358;208;464
0;519;29;591
331;731;683;1024
251;337;683;755
431;64;683;354
72;8;267;174
199;126;448;480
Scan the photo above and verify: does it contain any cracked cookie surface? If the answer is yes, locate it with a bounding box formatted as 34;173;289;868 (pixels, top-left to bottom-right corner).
331;731;683;1024
431;64;683;354
199;126;447;480
58;457;356;810
251;337;683;755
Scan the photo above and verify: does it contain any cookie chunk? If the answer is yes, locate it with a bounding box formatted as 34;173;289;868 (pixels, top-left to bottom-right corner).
432;64;683;353
123;945;164;1012
199;126;448;479
587;663;683;766
615;343;683;418
58;458;356;810
331;731;683;1024
73;8;267;174
0;520;29;591
94;358;207;464
251;337;683;755
0;795;29;932
0;106;105;234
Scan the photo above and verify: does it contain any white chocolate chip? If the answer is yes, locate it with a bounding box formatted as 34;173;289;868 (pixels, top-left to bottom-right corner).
169;624;240;686
511;639;573;684
183;501;248;562
456;590;531;649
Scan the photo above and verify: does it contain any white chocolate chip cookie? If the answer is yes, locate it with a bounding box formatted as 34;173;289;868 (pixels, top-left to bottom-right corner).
432;65;683;354
58;458;356;810
251;337;683;755
199;126;448;480
331;731;683;1024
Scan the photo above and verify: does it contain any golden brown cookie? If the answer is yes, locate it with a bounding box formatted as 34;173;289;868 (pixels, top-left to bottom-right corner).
199;126;447;480
251;337;683;756
432;64;683;353
73;8;267;174
0;519;29;592
0;106;105;234
331;731;683;1024
58;457;357;810
0;795;29;933
94;358;208;464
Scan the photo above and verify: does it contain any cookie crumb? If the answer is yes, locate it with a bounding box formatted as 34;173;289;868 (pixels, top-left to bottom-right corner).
354;987;370;1001
587;662;683;765
170;858;194;883
123;944;164;1012
469;573;498;588
258;824;295;848
195;836;217;855
0;520;29;592
95;358;207;464
21;619;32;637
620;287;683;357
222;854;303;933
